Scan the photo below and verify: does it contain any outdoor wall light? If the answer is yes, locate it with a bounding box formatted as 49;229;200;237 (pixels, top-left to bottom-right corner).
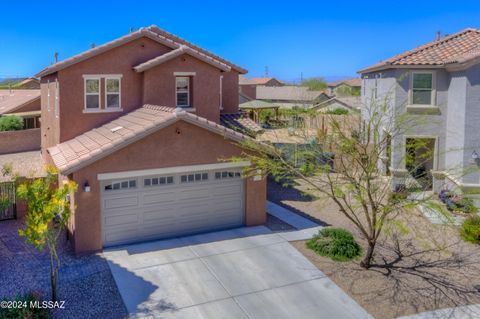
83;181;91;193
471;151;480;165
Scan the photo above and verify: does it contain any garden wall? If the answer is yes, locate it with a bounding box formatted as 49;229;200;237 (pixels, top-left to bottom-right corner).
0;128;41;155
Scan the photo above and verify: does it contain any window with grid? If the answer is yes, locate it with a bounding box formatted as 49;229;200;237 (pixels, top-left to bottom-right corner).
85;78;100;109
412;73;434;105
176;77;190;107
106;78;121;108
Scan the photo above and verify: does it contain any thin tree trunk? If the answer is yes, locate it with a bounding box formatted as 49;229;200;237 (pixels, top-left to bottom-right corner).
360;241;376;269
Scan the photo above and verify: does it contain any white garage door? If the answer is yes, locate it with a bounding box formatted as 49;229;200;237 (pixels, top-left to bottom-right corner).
101;168;245;247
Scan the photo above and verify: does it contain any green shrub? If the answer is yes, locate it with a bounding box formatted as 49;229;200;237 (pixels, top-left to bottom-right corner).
0;116;23;131
453;198;478;214
306;228;362;261
460;216;480;244
325;108;349;115
0;293;50;318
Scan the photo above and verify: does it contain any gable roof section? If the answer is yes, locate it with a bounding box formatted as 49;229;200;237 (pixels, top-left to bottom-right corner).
48;105;253;175
0;90;41;115
359;28;480;73
148;25;247;74
36;25;245;77
328;78;361;88
256;86;328;102
239;76;280;85
314;96;361;111
133;45;231;72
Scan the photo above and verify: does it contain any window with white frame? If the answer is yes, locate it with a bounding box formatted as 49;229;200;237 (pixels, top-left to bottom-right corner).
105;77;121;108
180;172;208;183
104;179;137;191
176;77;190;107
85;78;100;109
411;72;434;105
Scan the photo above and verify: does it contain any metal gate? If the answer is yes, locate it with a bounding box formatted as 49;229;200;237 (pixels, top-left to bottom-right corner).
0;182;16;220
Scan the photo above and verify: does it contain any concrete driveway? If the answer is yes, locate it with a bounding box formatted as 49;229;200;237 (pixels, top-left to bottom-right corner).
103;225;372;319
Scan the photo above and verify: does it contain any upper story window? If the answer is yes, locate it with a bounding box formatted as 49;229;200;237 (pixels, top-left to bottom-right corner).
411;72;435;105
176;77;190;107
105;77;121;109
85;78;100;109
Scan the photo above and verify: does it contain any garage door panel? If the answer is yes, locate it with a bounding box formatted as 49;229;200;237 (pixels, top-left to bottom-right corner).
104;195;138;210
104;214;139;227
102;168;245;247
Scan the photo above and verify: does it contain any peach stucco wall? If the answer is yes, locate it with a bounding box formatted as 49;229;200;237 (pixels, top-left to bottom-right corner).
67;120;266;253
143;54;223;122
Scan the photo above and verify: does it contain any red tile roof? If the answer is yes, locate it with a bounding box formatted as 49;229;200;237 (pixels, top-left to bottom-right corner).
359;28;480;73
36;25;246;77
48;105;254;175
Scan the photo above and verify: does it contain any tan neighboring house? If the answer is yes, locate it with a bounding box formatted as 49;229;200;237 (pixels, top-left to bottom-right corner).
239;75;283;99
0;89;41;129
314;96;361;113
35;25;266;253
327;78;361;96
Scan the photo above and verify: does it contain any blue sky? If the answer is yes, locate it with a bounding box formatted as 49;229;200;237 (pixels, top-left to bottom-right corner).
2;1;480;82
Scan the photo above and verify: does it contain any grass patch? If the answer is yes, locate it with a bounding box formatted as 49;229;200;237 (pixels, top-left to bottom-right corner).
306;228;362;261
460;215;480;244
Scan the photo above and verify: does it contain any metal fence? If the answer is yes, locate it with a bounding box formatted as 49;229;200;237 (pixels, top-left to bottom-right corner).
0;182;16;220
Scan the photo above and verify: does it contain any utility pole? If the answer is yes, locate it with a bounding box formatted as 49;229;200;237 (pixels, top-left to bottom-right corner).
264;66;269;77
300;72;303;83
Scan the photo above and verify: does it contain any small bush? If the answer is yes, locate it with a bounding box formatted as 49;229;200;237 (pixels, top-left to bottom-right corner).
460;216;480;244
453;198;478;214
0;293;50;318
306;228;362;261
0;116;23;131
325;108;349;115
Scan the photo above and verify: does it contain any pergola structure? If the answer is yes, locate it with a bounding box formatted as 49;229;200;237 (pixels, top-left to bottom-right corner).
239;100;280;123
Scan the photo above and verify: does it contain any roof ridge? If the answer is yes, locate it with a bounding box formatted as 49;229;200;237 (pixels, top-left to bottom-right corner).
147;25;247;74
386;28;479;65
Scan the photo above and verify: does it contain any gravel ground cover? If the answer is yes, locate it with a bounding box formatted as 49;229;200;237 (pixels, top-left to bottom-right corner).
0;219;127;319
268;179;480;319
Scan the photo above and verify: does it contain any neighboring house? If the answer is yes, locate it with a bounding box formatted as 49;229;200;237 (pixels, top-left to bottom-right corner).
359;28;480;195
255;85;330;109
35;25;266;253
0;77;40;89
239;75;283;99
0;89;41;129
328;78;361;96
314;96;361;113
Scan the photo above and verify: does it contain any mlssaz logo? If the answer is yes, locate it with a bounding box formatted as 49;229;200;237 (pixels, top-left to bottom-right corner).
30;300;66;309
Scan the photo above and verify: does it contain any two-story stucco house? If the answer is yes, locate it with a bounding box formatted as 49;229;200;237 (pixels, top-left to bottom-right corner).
35;25;266;253
359;28;480;196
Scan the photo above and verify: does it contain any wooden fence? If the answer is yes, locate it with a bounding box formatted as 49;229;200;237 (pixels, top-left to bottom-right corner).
0;182;16;220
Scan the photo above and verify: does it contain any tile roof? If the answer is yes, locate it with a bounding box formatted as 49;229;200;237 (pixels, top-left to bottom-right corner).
0;90;40;115
133;45;231;73
256;86;327;102
315;96;362;111
359;28;480;73
328;78;361;88
220;113;263;136
36;25;246;78
48;105;253;175
239;76;280;85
